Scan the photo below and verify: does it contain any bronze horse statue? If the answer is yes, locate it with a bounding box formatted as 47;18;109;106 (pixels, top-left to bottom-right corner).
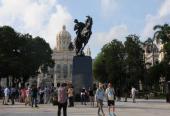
74;16;93;55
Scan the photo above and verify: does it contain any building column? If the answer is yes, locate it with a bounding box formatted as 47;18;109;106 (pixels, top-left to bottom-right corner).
60;63;63;79
0;78;7;87
139;80;143;90
37;77;41;87
54;73;57;87
67;63;70;80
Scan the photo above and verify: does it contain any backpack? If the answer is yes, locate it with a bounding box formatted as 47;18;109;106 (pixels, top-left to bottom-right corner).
107;88;115;100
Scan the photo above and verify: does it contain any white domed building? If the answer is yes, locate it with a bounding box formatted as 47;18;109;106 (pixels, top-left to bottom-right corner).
37;25;91;87
52;25;75;86
55;25;72;51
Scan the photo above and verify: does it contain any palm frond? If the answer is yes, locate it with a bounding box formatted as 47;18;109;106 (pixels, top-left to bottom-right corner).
153;25;162;30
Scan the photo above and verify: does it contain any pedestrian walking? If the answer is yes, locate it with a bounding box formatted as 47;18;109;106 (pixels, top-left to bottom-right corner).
131;86;137;103
44;86;50;104
25;86;31;106
20;87;26;103
31;85;38;107
105;83;116;116
80;87;87;105
116;88;121;101
88;87;94;107
39;87;44;104
10;86;16;105
95;82;105;116
4;86;10;105
57;83;68;116
68;85;74;107
123;87;128;102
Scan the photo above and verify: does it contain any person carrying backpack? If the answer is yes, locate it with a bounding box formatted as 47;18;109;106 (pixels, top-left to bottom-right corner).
105;83;116;116
95;82;105;116
58;83;68;116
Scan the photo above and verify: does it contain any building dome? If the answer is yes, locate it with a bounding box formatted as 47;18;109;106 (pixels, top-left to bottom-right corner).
56;25;71;51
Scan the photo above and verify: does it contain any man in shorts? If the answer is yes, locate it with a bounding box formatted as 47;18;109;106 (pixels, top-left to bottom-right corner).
105;83;116;116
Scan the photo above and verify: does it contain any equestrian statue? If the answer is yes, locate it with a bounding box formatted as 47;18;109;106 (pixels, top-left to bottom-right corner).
74;16;93;56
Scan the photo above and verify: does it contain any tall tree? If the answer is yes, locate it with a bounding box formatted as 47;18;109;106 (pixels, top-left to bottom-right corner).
93;39;126;88
93;52;107;83
162;42;170;81
153;24;170;82
0;26;54;85
124;35;145;87
0;26;19;77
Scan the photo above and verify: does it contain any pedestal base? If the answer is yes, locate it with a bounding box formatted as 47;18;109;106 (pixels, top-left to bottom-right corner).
72;56;93;99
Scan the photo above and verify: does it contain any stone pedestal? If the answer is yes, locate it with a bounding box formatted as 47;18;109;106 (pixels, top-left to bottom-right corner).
72;56;93;97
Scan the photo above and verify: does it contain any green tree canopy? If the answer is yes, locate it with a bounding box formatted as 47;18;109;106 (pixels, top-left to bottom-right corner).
93;39;126;87
153;24;170;82
0;26;54;83
124;35;145;86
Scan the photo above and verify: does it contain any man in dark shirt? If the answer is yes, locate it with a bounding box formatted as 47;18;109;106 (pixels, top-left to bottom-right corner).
31;85;38;107
10;86;16;105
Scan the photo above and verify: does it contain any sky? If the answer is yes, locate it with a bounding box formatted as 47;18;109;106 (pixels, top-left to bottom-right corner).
0;0;170;58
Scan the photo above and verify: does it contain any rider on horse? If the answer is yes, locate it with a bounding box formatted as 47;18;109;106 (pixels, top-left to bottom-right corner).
74;19;85;40
74;16;93;55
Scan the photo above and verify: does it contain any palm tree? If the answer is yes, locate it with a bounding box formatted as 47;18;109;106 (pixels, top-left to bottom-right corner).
153;24;170;101
153;23;170;44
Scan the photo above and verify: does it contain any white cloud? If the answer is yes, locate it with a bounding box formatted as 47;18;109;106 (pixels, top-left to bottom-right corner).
100;0;118;18
159;0;170;17
142;0;170;38
88;24;129;58
142;15;160;38
0;0;72;48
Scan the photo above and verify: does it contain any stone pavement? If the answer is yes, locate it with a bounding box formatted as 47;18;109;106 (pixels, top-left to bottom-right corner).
0;99;170;116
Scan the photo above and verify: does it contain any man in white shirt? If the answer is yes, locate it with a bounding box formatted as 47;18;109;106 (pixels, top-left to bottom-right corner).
105;83;116;116
131;86;137;103
4;86;10;105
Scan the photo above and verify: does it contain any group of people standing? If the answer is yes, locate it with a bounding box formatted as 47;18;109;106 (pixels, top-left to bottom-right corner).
49;83;137;116
0;85;37;107
0;84;55;107
1;86;18;105
0;82;138;116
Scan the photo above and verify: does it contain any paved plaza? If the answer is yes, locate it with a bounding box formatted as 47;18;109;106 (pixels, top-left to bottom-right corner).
0;99;170;116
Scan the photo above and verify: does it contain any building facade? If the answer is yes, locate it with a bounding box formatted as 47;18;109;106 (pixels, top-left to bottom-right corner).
37;25;92;87
143;41;164;68
144;43;159;68
52;25;75;87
